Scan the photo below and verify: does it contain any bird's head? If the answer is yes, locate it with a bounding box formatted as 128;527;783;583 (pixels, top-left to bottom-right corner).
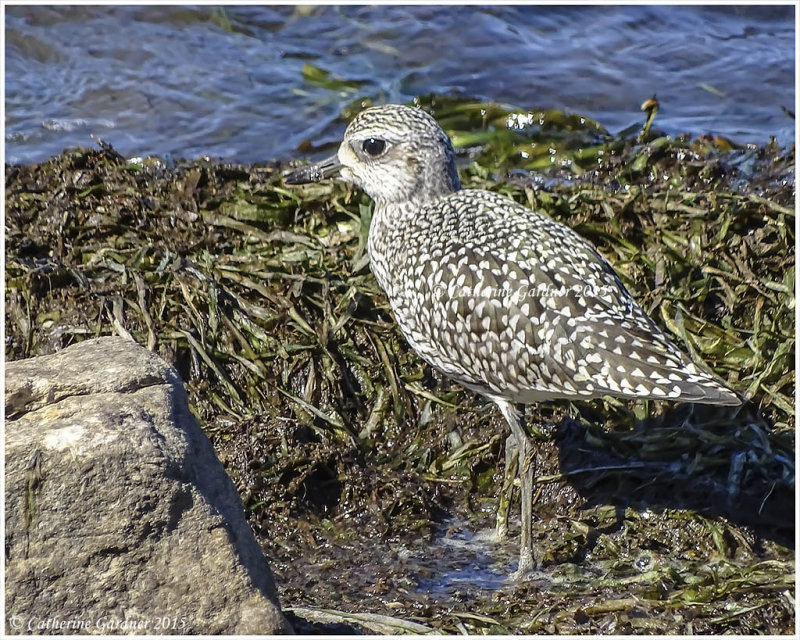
285;104;461;205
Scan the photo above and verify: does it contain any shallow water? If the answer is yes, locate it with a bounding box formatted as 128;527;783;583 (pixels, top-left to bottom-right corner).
413;522;516;595
5;4;795;165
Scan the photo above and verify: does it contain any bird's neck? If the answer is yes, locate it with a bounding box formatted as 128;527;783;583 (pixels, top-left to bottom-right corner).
423;161;461;201
372;164;462;211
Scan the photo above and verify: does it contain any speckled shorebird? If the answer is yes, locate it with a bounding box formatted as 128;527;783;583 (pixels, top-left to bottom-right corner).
285;104;741;576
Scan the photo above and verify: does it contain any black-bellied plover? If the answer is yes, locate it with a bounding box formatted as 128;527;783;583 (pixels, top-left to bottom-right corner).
285;104;740;576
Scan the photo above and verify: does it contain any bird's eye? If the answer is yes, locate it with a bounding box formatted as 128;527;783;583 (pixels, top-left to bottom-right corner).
361;138;386;156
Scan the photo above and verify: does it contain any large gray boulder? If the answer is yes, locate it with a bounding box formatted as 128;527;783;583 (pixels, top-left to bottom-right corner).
5;336;292;635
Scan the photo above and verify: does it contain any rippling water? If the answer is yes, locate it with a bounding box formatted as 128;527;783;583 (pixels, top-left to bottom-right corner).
5;4;795;164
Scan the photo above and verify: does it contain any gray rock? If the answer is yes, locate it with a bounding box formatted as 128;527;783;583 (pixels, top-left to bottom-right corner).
5;336;292;635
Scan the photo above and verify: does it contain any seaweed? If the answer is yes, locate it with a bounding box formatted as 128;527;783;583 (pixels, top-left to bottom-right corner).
5;94;794;634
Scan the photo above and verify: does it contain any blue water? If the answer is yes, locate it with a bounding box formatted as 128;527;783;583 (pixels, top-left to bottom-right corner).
4;5;796;165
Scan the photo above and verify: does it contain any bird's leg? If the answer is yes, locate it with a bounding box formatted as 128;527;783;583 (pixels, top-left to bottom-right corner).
497;400;536;576
496;433;518;540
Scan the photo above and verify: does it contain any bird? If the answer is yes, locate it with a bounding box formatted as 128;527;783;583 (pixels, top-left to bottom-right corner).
284;104;741;577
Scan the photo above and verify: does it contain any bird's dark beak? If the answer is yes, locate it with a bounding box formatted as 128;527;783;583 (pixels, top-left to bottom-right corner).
284;154;342;185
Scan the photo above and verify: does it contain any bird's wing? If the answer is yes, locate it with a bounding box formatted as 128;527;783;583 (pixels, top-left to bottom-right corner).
402;191;738;405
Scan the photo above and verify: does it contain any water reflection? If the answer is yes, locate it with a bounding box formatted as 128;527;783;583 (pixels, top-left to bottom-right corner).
5;5;795;164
